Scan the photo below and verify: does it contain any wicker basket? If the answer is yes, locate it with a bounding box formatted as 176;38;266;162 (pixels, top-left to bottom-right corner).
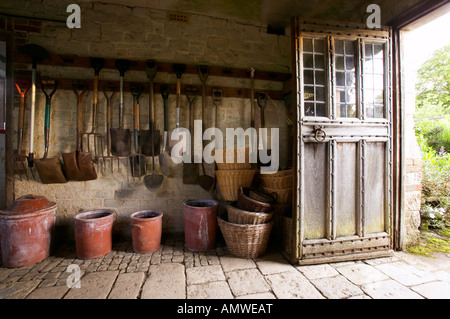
237;187;276;212
259;168;294;188
216;170;257;201
259;174;293;189
261;186;292;204
269;168;294;177
227;203;273;225
214;147;251;170
218;215;273;258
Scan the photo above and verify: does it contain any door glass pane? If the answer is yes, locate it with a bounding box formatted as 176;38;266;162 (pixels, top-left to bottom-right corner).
335;40;356;118
303;53;313;68
364;43;385;119
303;38;313;52
302;37;326;117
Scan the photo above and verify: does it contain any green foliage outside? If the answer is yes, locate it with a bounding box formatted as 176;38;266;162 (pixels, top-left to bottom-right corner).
410;44;450;256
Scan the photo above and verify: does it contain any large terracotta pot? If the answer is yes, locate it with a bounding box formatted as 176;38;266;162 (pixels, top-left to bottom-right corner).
74;209;115;259
130;210;163;253
0;194;56;268
183;199;218;251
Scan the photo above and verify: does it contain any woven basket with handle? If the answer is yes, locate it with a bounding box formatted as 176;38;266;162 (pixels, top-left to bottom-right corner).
227;203;273;225
218;215;273;258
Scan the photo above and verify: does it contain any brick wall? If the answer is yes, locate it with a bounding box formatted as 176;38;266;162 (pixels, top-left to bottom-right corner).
2;1;291;240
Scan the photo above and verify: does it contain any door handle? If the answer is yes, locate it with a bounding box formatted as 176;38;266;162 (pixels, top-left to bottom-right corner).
313;125;326;142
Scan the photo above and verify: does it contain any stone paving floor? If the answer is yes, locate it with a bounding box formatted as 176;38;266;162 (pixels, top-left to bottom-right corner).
0;234;449;300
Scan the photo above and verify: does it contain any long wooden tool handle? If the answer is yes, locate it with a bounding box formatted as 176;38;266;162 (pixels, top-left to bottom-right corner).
176;78;181;129
92;74;99;131
15;83;26;153
250;68;255;128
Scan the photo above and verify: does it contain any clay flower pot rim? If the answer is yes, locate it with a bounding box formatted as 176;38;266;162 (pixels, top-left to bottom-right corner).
131;210;163;220
75;209;116;222
183;199;218;209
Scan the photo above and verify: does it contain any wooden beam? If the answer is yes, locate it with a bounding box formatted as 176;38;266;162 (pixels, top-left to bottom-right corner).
14;52;292;83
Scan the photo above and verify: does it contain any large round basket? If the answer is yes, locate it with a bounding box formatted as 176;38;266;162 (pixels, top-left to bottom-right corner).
218;216;273;258
261;186;292;204
214;147;251;170
226;203;273;225
237;187;276;212
215;170;256;201
259;173;294;189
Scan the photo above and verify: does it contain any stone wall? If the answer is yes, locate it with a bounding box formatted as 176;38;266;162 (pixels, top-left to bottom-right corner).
400;29;424;247
2;1;291;240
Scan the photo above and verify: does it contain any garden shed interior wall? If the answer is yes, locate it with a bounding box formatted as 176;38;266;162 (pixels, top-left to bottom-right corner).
0;0;447;264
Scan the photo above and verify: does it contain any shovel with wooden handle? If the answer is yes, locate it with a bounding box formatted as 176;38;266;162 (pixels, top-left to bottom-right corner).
141;60;160;156
19;44;49;180
169;63;185;159
62;81;97;181
211;88;223;191
198;65;214;191
111;59;131;157
183;86;199;185
159;84;171;177
34;79;67;184
257;91;267;149
249;67;257;167
143;72;164;191
129;83;146;178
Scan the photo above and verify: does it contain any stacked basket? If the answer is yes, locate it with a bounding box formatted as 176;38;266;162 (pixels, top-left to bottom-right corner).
214;147;256;201
258;168;294;240
259;168;294;204
218;187;276;258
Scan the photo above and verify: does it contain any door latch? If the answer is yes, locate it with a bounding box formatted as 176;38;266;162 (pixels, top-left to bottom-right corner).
313;125;326;142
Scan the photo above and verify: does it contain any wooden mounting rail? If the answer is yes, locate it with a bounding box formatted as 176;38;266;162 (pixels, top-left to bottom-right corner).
14;52;292;82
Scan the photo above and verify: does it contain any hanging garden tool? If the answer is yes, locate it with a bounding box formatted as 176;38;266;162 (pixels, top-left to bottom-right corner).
183;86;199;185
102;84;119;173
62;81;97;181
18;44;49;180
211;88;223;190
111;59;131;157
257;91;268;150
83;58;105;163
143;75;164;191
249;67;257;167
129;83;146;178
14;79;31;180
198;65;214;191
34;79;67;184
169;63;185;158
159;84;171;177
141;60;160;157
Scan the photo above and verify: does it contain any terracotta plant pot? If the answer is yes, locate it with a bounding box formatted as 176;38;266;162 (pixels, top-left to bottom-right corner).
183;199;218;251
130;210;163;253
74;209;115;259
0;194;56;268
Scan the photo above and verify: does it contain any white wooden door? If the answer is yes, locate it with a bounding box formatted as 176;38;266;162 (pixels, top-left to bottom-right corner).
294;21;393;264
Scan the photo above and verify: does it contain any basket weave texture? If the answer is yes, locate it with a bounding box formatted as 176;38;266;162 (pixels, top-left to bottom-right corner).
227;203;273;225
215;170;256;201
237;187;275;212
218;216;273;258
214;147;251;170
261;186;292;204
